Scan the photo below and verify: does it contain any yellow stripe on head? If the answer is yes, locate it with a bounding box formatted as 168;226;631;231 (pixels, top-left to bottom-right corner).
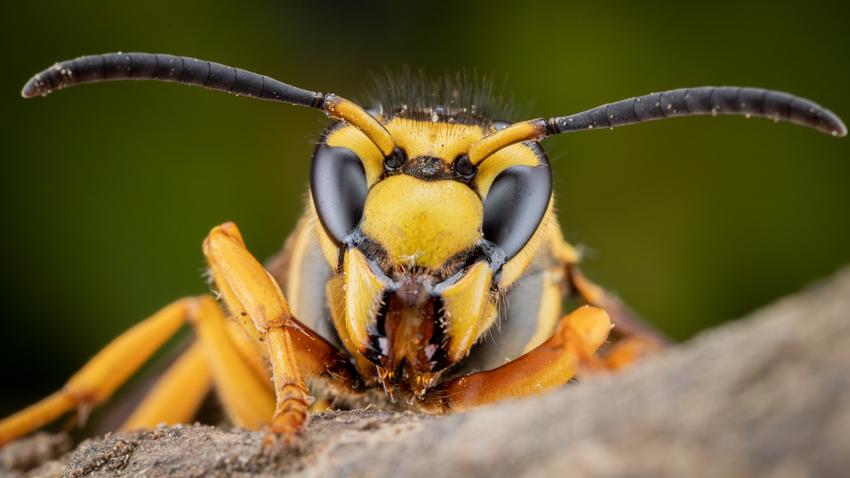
386;119;485;162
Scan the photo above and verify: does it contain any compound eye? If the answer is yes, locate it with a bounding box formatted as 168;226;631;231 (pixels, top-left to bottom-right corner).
310;144;368;245
482;165;552;260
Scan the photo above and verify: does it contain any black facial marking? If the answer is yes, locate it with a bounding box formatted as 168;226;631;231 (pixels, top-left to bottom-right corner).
382;154;479;184
428;297;452;371
364;290;394;366
402;156;451;180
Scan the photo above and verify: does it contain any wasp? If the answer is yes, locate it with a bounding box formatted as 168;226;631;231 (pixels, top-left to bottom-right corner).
0;52;844;445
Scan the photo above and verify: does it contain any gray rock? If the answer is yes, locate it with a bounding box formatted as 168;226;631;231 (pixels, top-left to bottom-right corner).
4;267;850;478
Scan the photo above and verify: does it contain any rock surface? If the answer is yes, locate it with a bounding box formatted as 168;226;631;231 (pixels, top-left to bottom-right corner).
3;267;850;478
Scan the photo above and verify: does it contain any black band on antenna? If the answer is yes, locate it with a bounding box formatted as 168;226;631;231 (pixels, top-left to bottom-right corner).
21;52;324;108
547;87;846;137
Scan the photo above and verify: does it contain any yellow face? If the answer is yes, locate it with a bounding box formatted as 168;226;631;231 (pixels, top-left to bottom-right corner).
360;175;483;270
313;117;550;388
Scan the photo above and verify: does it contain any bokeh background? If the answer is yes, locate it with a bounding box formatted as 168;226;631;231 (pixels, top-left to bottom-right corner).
1;0;848;416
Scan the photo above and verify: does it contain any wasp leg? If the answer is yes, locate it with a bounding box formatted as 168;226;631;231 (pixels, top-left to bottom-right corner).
222;318;341;414
190;296;276;428
567;265;666;343
0;298;192;446
202;222;359;438
223;320;274;392
597;335;660;370
120;341;213;430
429;305;611;413
548;225;668;348
123;296;277;431
567;265;667;369
0;294;284;446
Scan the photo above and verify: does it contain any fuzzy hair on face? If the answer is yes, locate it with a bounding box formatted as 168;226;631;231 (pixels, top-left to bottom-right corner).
363;68;516;125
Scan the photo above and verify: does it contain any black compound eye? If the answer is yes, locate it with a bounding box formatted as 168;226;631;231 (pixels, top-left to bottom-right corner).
482;165;552;260
311;144;368;245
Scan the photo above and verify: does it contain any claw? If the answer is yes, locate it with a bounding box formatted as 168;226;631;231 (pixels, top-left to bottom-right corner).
263;411;307;447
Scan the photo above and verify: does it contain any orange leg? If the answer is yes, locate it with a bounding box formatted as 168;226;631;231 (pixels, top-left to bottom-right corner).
120;340;213;431
568;265;668;345
189;296;278;429
0;298;192;445
202;222;360;438
0;296;285;445
0;222;361;447
567;265;668;370
598;336;661;370
429;305;611;413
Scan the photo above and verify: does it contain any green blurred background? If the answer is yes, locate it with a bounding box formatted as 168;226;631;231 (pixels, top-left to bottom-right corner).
1;0;848;416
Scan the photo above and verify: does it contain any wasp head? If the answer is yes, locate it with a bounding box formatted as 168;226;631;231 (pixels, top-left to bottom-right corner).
312;107;552;395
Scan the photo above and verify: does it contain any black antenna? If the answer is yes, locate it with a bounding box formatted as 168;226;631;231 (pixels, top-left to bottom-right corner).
21;52;324;108
547;87;846;137
21;52;400;155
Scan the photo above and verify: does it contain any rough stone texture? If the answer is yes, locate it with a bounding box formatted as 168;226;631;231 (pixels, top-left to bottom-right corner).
0;434;70;476
3;267;849;478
